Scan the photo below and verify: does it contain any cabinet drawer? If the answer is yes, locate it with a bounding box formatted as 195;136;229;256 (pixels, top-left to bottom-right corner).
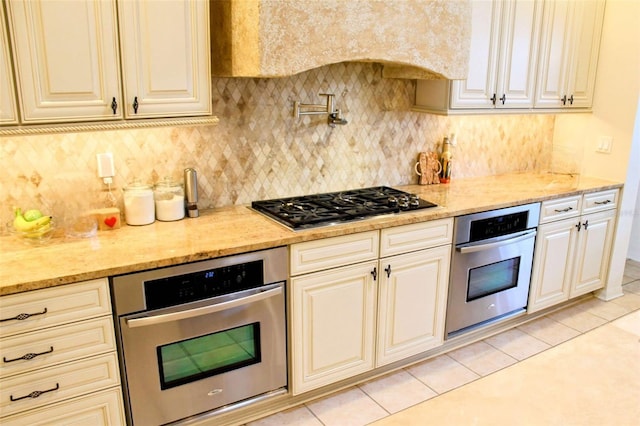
582;189;618;214
290;231;379;276
380;218;453;257
1;387;125;426
0;317;116;379
539;196;581;223
0;352;120;418
0;279;111;338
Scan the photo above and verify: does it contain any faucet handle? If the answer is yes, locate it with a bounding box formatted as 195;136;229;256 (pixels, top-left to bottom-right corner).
319;93;335;112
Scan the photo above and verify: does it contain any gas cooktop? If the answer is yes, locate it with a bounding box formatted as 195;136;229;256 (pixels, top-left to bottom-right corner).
251;186;437;230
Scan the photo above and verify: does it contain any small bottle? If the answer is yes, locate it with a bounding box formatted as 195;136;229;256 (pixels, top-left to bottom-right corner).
123;181;155;225
440;137;453;184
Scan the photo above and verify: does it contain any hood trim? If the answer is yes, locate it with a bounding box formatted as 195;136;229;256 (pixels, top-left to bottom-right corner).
211;0;471;79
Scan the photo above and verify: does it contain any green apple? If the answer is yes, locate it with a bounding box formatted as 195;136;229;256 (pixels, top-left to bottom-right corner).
23;209;44;222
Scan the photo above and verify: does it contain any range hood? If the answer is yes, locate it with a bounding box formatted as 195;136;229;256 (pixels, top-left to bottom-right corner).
210;0;471;79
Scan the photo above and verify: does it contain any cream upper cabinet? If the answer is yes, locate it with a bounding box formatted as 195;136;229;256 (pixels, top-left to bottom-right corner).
4;0;211;125
534;0;605;109
415;0;542;112
117;0;211;119
0;4;18;125
6;0;123;123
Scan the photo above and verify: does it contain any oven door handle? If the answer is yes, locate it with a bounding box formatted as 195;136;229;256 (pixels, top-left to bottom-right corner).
456;230;536;254
124;284;282;329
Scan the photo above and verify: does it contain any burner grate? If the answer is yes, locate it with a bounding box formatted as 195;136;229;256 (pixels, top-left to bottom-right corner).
252;186;437;230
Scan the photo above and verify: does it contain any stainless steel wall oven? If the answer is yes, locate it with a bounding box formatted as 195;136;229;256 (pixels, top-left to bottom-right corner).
111;247;287;425
446;203;540;337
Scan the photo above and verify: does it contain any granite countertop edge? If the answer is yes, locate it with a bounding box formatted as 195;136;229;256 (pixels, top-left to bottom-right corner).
0;173;623;296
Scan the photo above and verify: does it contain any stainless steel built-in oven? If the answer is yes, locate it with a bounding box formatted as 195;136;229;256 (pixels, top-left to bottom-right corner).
446;203;540;337
111;247;287;425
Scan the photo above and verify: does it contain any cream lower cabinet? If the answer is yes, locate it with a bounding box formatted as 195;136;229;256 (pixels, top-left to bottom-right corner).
376;245;451;367
290;219;453;395
0;279;125;425
528;190;617;313
291;260;378;395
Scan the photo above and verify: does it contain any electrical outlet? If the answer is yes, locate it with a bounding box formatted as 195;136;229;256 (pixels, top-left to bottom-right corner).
596;136;613;154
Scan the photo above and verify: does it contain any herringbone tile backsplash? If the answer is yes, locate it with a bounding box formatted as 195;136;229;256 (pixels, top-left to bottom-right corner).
0;62;554;224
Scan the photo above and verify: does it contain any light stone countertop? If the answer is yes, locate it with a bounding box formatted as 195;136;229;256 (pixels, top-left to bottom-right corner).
0;172;622;296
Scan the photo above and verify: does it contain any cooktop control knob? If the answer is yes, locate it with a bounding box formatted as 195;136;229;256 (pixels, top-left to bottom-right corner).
410;194;421;207
388;196;398;206
397;195;409;209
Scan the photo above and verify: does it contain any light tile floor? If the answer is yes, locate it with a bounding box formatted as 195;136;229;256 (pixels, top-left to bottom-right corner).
248;260;640;426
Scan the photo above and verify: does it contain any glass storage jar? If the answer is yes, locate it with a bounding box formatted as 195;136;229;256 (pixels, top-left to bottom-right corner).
123;182;155;225
154;179;185;221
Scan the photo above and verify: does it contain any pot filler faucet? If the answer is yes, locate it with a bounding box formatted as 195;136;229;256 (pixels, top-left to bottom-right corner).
294;93;348;127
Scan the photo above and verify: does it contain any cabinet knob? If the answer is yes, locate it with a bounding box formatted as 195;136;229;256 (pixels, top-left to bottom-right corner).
371;267;377;281
576;221;582;231
500;94;506;105
133;96;139;114
583;220;589;230
490;94;497;105
384;265;392;278
111;97;118;114
568;94;574;105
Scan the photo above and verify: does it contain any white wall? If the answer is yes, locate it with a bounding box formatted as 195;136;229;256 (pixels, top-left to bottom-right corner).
626;132;640;261
553;0;640;296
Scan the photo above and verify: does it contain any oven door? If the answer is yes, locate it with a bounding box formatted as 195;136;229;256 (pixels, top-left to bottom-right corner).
119;282;287;426
446;230;536;336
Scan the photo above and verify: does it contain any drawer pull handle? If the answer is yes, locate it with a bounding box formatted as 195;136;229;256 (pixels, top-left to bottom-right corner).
554;207;573;213
0;308;48;322
10;383;59;402
384;265;392;278
594;200;611;205
371;267;377;281
3;346;54;363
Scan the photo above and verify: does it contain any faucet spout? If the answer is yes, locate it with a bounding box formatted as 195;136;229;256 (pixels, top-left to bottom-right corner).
328;109;348;127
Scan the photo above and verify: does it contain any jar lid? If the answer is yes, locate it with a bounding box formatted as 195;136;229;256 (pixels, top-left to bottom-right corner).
156;177;182;188
124;180;152;191
155;177;182;190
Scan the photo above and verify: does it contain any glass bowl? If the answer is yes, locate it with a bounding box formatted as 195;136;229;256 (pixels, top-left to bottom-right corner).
7;219;57;245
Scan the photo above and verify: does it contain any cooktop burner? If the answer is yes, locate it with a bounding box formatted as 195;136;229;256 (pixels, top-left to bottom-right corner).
251;186;437;230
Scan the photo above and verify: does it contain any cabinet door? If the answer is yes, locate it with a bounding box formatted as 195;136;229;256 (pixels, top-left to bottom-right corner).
0;4;18;125
450;0;502;109
535;0;604;109
376;246;450;367
495;0;542;109
528;218;578;313
291;261;377;395
534;0;572;108
6;0;122;123
118;0;211;119
564;0;605;108
570;209;616;298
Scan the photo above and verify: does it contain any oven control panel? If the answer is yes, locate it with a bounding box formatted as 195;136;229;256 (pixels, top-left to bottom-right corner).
469;211;529;242
144;260;264;310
